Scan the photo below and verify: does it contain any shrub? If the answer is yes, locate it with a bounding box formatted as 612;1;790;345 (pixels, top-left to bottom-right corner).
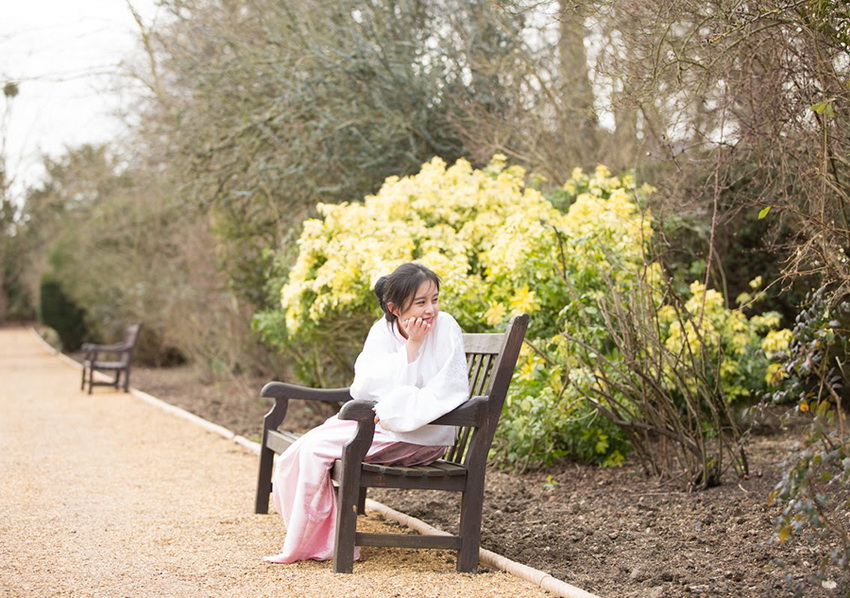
261;156;790;473
258;155;565;382
769;288;850;582
39;276;87;351
564;271;789;486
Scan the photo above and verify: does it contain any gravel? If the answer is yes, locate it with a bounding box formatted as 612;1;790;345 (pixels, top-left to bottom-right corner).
0;327;552;598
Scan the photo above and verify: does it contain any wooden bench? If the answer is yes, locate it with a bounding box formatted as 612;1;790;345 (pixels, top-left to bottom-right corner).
254;313;528;573
80;323;143;394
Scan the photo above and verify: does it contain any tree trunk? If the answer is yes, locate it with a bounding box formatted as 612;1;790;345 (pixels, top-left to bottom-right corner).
558;1;597;146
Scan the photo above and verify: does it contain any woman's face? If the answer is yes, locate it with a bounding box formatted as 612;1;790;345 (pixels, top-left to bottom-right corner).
391;279;440;335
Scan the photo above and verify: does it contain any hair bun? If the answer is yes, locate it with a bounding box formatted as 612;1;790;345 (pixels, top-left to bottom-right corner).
374;276;388;305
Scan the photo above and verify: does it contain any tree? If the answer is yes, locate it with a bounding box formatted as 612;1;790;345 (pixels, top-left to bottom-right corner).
592;0;849;299
1;80;22;322
128;0;468;309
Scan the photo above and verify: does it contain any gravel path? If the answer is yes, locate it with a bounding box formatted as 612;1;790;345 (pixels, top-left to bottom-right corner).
0;327;551;597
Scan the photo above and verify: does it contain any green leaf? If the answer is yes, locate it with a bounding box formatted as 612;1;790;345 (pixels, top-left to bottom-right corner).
758;206;772;219
811;101;835;118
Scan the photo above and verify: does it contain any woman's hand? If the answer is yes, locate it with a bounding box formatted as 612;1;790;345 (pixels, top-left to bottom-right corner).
402;316;432;362
402;316;433;343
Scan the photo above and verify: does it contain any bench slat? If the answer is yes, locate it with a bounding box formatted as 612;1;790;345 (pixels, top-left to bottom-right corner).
355;532;462;550
87;360;129;369
360;459;466;477
266;430;302;455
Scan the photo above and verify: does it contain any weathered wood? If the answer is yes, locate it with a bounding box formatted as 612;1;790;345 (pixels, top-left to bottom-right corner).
460;333;506;353
265;430;301;455
261;381;351;403
80;323;143;394
356;469;469;492
355;532;462;550
360;460;466;477
333;401;375;573
253;313;529;574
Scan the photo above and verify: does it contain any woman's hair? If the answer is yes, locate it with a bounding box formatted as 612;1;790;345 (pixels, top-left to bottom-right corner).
374;262;441;325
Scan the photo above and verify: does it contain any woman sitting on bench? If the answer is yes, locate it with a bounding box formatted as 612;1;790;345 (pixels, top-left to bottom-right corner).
264;262;469;564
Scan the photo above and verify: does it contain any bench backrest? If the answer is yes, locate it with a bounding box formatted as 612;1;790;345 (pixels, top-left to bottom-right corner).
445;313;529;466
120;323;143;364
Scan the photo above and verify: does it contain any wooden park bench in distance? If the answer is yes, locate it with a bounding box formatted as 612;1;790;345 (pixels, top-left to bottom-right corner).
254;313;529;573
80;322;143;394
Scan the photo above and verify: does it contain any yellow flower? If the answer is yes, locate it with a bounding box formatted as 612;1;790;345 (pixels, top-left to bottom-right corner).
765;363;787;387
518;360;538;382
483;301;508;327
639;183;657;195
761;329;792;356
657;305;677;324
509;285;538;314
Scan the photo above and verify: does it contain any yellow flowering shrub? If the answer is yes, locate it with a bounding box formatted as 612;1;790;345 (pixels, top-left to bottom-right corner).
259;155;789;469
278;155;564;338
277;155;656;346
656;281;790;402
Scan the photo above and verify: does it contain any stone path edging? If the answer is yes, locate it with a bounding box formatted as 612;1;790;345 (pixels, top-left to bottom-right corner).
30;328;601;598
363;499;601;598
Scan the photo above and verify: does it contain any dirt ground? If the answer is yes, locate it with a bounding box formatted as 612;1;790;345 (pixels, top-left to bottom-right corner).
128;364;850;598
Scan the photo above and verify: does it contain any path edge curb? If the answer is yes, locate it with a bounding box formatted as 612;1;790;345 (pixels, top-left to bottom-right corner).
30;327;601;598
364;499;601;598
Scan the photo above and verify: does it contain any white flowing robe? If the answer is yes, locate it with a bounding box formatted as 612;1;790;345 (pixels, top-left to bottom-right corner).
351;311;470;446
264;311;469;563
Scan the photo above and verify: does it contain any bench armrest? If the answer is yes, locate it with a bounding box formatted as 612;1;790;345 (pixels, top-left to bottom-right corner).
337;399;377;422
430;396;488;426
336;396;487;427
260;382;352;432
261;381;351;403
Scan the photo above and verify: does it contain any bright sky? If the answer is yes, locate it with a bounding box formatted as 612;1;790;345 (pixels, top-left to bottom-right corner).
1;0;160;197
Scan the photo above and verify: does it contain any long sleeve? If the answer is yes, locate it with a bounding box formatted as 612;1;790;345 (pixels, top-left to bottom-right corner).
349;312;469;446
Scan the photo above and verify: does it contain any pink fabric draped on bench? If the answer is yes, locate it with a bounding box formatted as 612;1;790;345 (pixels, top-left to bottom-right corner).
263;415;445;564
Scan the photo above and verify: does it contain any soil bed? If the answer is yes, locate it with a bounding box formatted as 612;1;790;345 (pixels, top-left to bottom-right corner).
129;364;849;597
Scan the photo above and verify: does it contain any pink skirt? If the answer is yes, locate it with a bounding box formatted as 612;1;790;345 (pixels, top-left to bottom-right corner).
263;415;446;564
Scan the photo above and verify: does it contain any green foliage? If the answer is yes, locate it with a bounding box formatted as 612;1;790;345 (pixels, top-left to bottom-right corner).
264;155;790;472
567;271;789;486
769;287;850;406
3;262;36;322
769;288;850;579
39;275;87;351
20;143;277;372
28;145;152;344
659;279;789;404
143;0;472;310
491;335;629;471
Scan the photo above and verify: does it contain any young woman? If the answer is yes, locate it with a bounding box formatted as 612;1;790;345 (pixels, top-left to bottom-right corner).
264;262;469;564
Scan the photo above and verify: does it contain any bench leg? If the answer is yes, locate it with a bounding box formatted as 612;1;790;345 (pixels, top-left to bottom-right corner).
357;487;367;515
456;489;483;572
255;446;275;514
333;484;359;574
